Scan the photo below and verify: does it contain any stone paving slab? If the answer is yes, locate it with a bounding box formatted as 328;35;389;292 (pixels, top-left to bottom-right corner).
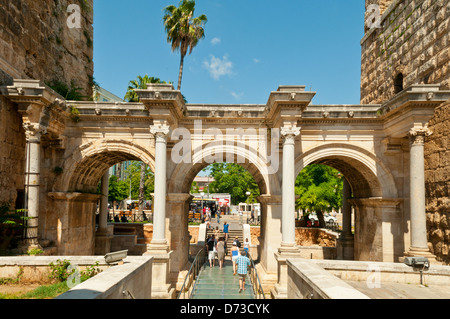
346;280;450;299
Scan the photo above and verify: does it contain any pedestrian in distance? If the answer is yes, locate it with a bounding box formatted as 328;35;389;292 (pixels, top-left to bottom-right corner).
217;237;226;269
235;249;251;293
213;226;221;239
233;236;241;248
223;221;229;241
243;237;250;256
231;242;240;275
207;235;217;268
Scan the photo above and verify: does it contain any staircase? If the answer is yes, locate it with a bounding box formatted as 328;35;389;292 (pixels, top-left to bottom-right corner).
206;227;244;255
191;224;254;299
190;260;255;299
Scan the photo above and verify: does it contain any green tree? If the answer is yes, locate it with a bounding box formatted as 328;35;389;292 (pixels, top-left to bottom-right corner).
163;0;207;90
295;164;343;226
124;75;165;102
124;161;155;213
108;175;129;212
206;163;260;205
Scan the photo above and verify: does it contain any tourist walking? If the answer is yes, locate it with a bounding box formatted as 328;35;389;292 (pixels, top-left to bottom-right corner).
207;235;217;268
223;221;229;241
216;237;226;269
213;226;221;238
243;238;249;256
235;249;251;293
231;242;240;275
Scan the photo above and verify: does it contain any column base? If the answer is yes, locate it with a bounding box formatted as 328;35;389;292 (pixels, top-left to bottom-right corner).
19;240;43;254
337;235;354;260
146;240;170;254
94;233;113;255
272;243;302;299
144;246;175;299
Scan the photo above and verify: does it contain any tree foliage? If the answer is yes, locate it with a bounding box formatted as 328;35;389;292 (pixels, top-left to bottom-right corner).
123;161;155;200
163;0;207;90
124;75;165;102
107;175;129;204
205;163;260;205
295;164;343;215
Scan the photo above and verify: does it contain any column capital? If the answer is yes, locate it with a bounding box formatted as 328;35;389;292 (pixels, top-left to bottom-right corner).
150;124;170;142
23;122;47;142
408;126;432;146
280;126;300;144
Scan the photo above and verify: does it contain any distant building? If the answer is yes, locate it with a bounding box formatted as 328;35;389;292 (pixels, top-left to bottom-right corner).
193;176;215;193
93;86;124;102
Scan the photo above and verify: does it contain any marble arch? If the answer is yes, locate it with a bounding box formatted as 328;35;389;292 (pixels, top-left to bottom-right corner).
2;79;449;298
294;143;398;198
60;139;156;193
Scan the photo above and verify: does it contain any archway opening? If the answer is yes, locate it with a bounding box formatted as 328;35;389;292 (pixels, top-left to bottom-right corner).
188;163;262;223
295;163;345;229
51;148;156;255
294;149;401;262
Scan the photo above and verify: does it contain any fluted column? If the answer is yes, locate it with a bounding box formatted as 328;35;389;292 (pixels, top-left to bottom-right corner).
280;126;300;249
149;124;170;250
406;127;434;258
22;123;46;250
272;126;301;300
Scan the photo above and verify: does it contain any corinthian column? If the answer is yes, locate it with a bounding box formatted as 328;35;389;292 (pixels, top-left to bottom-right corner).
149;124;170;251
22;122;46;250
146;123;175;299
272;126;301;299
405;127;435;258
280;126;301;249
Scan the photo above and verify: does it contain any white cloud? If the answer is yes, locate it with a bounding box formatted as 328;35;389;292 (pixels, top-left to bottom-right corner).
231;92;243;100
211;37;221;45
203;55;233;80
253;58;260;63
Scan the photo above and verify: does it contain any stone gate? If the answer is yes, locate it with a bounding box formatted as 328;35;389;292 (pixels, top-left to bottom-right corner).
1;79;449;298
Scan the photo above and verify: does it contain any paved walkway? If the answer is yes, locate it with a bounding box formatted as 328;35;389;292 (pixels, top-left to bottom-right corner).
191;259;255;299
191;214;255;299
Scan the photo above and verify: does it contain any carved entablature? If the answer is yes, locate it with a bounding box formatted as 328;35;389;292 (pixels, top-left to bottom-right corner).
265;86;316;127
135;83;186;123
382;137;408;154
1;79;69;141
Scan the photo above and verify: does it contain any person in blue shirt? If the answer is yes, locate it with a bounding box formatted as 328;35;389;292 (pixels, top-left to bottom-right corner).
235;249;251;293
223;221;229;241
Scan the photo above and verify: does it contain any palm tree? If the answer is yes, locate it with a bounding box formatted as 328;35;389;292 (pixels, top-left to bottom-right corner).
163;0;207;91
124;74;164;102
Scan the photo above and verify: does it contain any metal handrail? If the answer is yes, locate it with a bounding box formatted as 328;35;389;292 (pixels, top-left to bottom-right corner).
177;248;206;299
248;254;266;299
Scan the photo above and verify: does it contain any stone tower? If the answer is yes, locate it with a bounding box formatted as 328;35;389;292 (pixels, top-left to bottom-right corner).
0;0;94;207
361;0;450;105
362;0;450;264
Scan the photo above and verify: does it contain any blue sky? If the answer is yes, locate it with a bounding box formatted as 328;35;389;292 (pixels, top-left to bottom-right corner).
93;0;366;105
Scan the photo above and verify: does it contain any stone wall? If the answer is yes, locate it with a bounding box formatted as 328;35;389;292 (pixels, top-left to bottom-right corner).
361;0;450;105
0;0;94;95
0;0;93;208
425;99;450;264
0;96;25;206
